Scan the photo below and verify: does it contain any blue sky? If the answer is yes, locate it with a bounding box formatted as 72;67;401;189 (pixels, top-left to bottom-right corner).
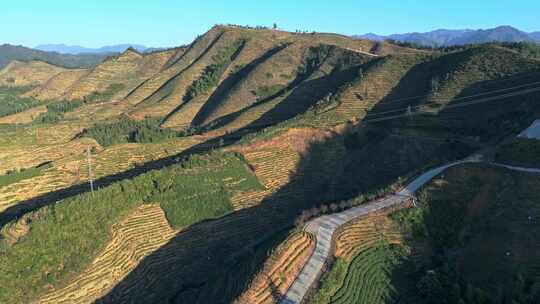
2;0;540;48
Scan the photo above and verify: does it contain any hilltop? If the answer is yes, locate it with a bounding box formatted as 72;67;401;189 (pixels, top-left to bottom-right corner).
0;25;540;304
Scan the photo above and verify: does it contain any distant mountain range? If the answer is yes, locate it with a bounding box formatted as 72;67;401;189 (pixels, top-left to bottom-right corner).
0;44;108;69
34;44;150;54
355;26;540;47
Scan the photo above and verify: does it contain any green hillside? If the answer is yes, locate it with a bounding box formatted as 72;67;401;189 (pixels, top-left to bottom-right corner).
314;164;540;304
1;25;540;303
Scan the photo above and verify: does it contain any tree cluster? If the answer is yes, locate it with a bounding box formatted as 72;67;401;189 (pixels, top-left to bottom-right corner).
79;117;190;147
0;86;40;118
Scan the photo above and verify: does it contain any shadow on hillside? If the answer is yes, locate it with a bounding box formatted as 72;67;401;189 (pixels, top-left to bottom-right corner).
201;64;364;133
93;119;475;303
248;66;361;127
387;164;540;303
367;51;478;118
367;65;540;146
438;72;540;142
189;44;289;126
198;45;374;131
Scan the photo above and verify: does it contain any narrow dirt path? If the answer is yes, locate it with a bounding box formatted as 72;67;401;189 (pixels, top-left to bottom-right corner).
279;159;540;304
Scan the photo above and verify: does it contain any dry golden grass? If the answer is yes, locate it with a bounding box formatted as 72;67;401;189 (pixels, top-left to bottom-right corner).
25;69;89;100
334;208;406;261
64;49;175;101
129;30;248;120
38;204;177;304
229;128;334;210
161;36;279;128
120;30;222;108
0;110;204;212
0;60;66;86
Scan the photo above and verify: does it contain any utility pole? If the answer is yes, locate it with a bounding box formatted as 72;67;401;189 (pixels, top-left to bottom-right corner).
411;195;418;207
87;146;94;193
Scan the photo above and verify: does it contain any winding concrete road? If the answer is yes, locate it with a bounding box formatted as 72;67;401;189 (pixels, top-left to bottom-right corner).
279;159;540;304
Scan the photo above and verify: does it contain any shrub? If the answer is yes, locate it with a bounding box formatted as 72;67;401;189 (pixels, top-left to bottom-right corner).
79;117;190;147
46;99;83;113
34;111;63;124
0;86;40;117
183;40;245;102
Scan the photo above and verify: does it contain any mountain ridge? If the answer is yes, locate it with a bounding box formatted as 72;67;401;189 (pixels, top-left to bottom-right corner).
355;25;540;46
0;44;107;69
34;43;152;54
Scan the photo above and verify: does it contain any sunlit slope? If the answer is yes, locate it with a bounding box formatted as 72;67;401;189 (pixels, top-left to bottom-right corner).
0;60;67;86
25;69;89;100
63;48;177;101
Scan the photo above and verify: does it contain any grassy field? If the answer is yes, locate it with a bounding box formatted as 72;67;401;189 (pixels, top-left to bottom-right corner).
0;151;262;304
0;162;52;188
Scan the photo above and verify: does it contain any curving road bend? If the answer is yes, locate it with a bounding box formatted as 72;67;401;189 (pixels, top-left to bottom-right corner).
279;159;540;304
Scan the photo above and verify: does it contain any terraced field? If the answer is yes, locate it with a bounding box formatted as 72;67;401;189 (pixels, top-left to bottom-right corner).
328;242;406;304
26;69;89;100
230;127;335;210
0;136;205;212
0;152;263;304
310;207;409;304
39;204;177;304
64;48;177;101
236;231;315;304
0;60;67;86
334;209;404;260
231;146;300;209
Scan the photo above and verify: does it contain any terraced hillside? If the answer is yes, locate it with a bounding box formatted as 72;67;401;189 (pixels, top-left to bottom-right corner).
1;25;540;304
0;60;67;86
63;48;178;101
312;164;540;304
235;231;315;304
25;68;90;100
0;152;263;304
127;25;394;126
39;204;177;304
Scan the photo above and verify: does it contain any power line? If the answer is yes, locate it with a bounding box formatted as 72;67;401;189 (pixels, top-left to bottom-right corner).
363;71;540;108
364;81;540;118
364;85;540;123
87;146;94;193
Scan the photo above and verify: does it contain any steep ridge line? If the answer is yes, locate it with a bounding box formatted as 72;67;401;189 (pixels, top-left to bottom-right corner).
279;160;540;304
